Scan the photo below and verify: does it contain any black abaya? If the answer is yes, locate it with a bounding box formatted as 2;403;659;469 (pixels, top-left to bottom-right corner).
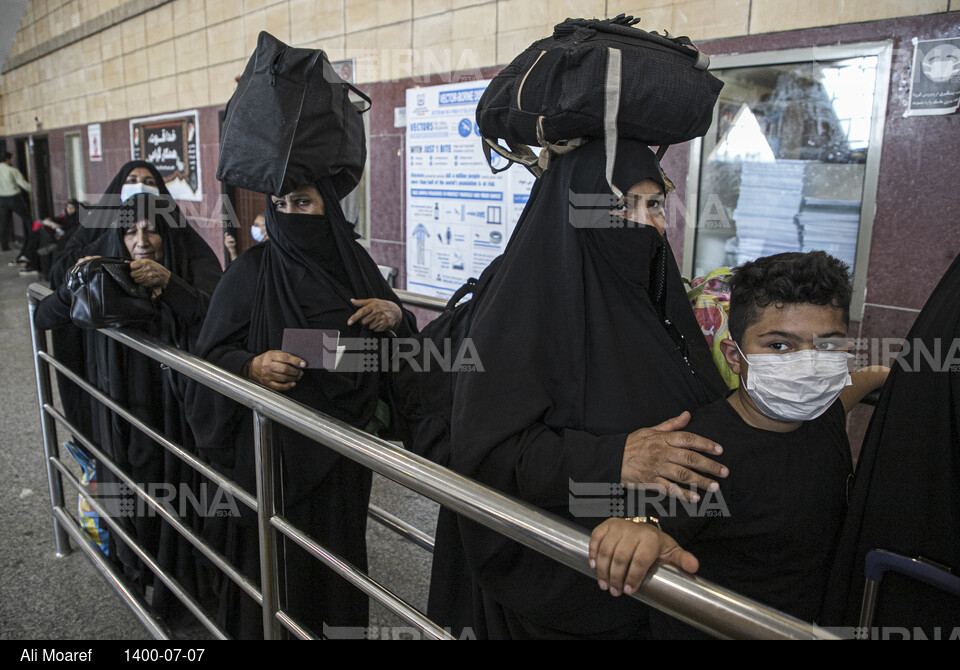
447;139;727;638
34;194;221;622
821;252;960;629
185;181;416;638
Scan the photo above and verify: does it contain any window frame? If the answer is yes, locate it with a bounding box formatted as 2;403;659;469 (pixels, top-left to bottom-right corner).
681;41;894;321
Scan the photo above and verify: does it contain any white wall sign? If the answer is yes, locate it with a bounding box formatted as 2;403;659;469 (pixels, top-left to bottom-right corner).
87;123;102;162
905;36;960;117
404;81;534;298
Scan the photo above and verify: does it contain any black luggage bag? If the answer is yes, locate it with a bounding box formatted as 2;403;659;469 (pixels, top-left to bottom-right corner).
476;15;723;192
217;31;370;199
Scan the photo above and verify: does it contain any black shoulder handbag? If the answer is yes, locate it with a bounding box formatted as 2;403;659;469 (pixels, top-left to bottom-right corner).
66;257;158;329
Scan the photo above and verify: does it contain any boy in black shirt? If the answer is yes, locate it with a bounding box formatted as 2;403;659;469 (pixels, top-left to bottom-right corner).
589;251;888;636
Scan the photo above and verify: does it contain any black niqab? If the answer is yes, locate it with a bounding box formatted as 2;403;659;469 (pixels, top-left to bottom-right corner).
448;138;726;636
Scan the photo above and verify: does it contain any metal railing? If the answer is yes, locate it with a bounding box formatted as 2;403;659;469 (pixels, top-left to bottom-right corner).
27;282;836;640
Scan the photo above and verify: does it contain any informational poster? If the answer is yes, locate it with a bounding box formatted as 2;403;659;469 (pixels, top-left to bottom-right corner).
405;81;535;299
905;36;960;117
87;123;102;162
130;110;202;201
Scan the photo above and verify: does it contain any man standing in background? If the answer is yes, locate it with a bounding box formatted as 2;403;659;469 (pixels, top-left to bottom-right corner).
0;150;33;255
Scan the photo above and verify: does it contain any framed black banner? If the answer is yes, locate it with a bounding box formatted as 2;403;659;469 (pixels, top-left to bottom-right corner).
130;110;202;201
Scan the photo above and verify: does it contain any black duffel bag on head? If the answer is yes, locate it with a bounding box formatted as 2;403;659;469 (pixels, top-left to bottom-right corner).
217;31;370;199
67;257;157;329
476;14;723;197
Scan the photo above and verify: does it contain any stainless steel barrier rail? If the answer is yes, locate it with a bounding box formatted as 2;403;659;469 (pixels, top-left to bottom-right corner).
27;282;836;640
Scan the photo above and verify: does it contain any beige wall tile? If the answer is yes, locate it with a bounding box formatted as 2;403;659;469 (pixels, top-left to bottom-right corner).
104;86;127;121
38;55;54;83
100;24;124;60
346;22;413;83
79;0;102;24
24;61;40;88
4;90;20;115
102;57;125;90
174;31;209;73
207;18;246;65
172;0;208;36
669;0;749;41
244;5;292;53
145;3;175;46
68;97;87;127
205;0;247;25
346;0;412;33
548;0;605;22
98;0;125;17
81;33;102;66
61;41;84;74
750;0;840;33
147;42;177;79
48;6;65;38
126;82;152;118
86;91;108;123
839;0;947;24
123;48;149;86
413;13;452;49
176;69;210;108
35;14;50;44
290;0;345;44
952;0;958;10
148;75;178;114
496;25;545;63
65;2;81;30
121;14;147;54
414;0;452;17
208;58;247;104
497;0;546;32
244;0;275;13
83;63;103;92
300;34;345;61
452;4;497;67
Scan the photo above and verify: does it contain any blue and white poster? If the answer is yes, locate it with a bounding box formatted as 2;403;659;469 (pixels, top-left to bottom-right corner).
405;81;535;299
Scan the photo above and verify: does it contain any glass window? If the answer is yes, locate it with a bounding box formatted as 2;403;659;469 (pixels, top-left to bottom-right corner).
683;43;893;320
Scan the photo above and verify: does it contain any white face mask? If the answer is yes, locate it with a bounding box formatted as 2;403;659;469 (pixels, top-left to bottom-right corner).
251;224;265;242
120;182;161;202
737;344;852;422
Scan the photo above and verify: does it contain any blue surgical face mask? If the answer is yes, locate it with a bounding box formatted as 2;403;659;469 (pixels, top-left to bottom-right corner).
251;224;265;242
120;182;160;202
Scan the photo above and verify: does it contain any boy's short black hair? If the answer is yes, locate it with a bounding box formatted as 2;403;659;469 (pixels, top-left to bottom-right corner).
1;151;11;162
729;251;852;343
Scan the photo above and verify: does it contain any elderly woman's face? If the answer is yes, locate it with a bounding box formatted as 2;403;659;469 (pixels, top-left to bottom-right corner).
124;219;163;261
271;185;325;216
610;179;666;234
125;167;158;187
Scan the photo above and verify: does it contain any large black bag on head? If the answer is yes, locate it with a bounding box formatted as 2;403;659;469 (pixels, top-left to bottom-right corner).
476;15;723;195
217;31;370;199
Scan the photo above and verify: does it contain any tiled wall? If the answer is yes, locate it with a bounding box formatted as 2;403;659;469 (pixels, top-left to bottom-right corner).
3;0;957;135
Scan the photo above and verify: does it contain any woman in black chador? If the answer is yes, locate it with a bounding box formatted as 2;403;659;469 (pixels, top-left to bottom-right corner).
35;193;222;622
446;138;729;639
186;178;416;639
